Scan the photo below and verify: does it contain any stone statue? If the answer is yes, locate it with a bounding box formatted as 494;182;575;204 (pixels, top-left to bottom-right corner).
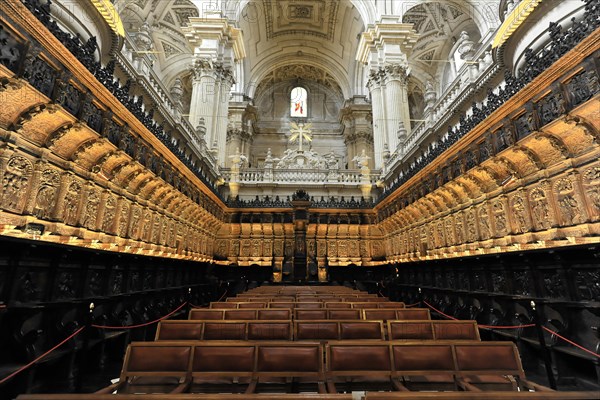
353;149;371;170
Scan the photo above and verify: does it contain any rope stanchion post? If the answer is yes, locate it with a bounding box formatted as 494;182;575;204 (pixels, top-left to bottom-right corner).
531;300;557;390
418;287;423;308
75;302;94;392
186;288;192;317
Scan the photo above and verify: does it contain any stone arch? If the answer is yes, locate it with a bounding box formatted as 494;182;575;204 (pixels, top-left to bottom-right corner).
398;0;500;35
220;0;377;26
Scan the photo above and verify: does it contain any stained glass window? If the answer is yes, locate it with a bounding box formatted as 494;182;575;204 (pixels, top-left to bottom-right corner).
290;87;308;118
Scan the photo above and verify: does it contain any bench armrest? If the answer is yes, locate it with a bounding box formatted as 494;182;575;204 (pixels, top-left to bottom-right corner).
244;379;258;394
171;380;191;394
326;380;337;393
391;378;410;392
317;381;327;394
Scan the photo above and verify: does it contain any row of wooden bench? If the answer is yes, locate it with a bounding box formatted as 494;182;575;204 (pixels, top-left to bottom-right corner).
64;340;554;394
231;295;383;300
210;301;405;309
189;308;429;321
156;320;481;341
16;392;600;400
238;286;365;295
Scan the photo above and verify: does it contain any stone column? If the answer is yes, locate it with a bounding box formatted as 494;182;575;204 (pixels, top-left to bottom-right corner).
367;73;386;169
189;58;217;146
356;17;418;170
382;63;411;153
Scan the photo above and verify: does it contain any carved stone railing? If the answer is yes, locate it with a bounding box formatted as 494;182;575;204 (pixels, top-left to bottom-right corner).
221;168;380;185
379;0;599;203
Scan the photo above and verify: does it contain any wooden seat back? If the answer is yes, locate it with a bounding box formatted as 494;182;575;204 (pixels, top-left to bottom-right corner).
192;342;255;382
294;320;384;341
157;320;292;341
255;343;323;380
258;309;292;320
328;309;361;320
326;341;392;383
387;320;480;341
294;302;323;309
453;341;524;379
189;309;225;320
102;342;192;393
363;308;431;321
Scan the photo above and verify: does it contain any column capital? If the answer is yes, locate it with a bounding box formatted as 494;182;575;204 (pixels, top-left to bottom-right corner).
183;17;246;63
356;18;419;67
383;63;409;85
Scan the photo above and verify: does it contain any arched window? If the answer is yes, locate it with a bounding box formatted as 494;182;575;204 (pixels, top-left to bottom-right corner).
290;87;308;118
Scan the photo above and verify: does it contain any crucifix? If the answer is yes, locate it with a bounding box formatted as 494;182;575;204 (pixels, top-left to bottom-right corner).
289;122;313;152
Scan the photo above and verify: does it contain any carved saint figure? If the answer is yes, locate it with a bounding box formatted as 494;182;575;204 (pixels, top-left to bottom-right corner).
512;196;528;233
530;188;551;229
34;185;57;219
2;156;32;211
558;195;580;225
63;182;81;225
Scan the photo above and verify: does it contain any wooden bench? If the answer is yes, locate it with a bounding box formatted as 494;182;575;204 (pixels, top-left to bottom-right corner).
451;342;549;392
95;342;192;394
363;309;430;321
156;321;293;341
190;341;325;394
16;391;600;399
209;302;267;309
325;340;549;393
295;320;385;341
387;321;480;341
323;302;405;309
326;341;398;393
189;309;291;321
294;309;362;320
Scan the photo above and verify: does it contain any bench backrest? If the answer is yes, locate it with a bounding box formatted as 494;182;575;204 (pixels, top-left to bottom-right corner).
326;342;392;379
363;308;431;321
192;343;255;379
122;342;193;381
453;342;524;378
294;320;384;340
255;343;323;379
190;308;291;321
387;320;480;340
192;342;323;381
159;320;293;341
325;341;524;383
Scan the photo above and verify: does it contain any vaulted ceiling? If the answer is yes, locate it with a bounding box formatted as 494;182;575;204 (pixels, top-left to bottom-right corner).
239;0;365;98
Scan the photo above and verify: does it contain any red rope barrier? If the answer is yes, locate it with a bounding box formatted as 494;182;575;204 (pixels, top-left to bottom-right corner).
542;326;600;359
0;326;85;385
423;301;459;320
91;302;187;330
423;301;535;329
422;300;598;358
479;323;535;329
405;302;421;308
